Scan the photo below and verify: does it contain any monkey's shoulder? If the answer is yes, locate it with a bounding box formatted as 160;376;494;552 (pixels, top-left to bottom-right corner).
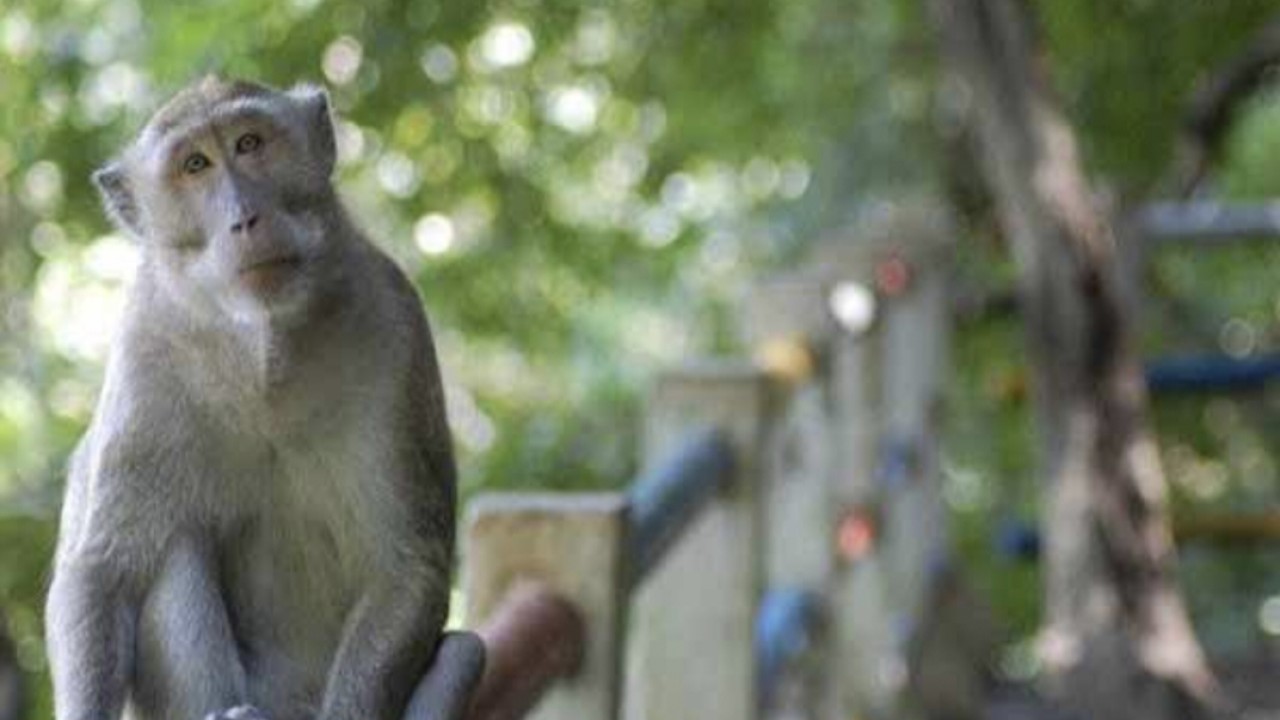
57;417;210;566
346;243;456;488
92;315;213;428
70;330;259;504
362;246;450;381
352;243;437;344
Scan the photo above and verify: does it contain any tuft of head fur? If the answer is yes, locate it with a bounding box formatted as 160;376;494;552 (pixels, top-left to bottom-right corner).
140;76;276;144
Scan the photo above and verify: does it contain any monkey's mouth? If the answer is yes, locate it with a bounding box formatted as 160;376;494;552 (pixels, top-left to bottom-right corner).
239;255;304;294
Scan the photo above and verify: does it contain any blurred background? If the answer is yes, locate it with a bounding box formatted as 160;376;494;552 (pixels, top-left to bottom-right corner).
0;0;1277;718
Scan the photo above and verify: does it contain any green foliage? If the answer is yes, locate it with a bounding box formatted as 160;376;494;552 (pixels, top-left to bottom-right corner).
0;516;55;720
1040;0;1279;189
0;0;881;504
1221;88;1280;197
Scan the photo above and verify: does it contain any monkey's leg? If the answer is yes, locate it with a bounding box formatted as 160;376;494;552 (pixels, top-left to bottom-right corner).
132;534;254;720
402;632;486;720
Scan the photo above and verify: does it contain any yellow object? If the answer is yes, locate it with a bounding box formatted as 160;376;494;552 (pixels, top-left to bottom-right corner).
755;337;816;383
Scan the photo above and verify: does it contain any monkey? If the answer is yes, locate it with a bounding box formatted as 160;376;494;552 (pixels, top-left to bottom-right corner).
45;76;485;720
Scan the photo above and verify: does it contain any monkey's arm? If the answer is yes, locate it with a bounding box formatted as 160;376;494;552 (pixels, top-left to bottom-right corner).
317;260;475;720
46;444;138;720
316;553;452;720
47;560;135;720
316;259;476;720
135;534;252;720
319;559;486;720
319;384;459;720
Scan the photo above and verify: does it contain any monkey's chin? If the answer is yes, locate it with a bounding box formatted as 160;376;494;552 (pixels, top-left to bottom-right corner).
228;259;313;323
240;257;303;297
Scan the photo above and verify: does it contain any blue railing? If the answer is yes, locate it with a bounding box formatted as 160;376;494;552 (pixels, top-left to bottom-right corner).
625;428;735;588
1138;201;1280;243
1146;353;1280;392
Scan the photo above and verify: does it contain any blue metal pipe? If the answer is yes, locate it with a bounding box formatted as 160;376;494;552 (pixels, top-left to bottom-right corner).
1146;353;1280;393
1137;201;1280;243
875;436;918;491
625;427;734;589
756;588;825;709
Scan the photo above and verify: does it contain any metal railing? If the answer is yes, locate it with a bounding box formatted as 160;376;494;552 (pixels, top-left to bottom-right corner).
625;428;734;588
1137;200;1280;243
461;429;735;720
461;374;758;720
468;582;585;720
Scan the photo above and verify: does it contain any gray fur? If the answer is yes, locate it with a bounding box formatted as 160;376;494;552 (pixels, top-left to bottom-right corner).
46;77;483;720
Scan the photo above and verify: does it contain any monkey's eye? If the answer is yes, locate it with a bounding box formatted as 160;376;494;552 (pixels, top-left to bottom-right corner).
235;133;263;155
183;153;211;175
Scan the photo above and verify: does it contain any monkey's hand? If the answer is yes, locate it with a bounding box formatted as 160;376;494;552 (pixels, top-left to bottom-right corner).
204;705;270;720
404;632;487;720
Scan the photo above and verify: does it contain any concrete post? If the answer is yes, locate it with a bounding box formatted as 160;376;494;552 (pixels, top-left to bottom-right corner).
623;363;773;720
464;493;629;720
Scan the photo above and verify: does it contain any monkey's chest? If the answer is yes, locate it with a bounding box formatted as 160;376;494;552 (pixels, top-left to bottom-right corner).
216;437;391;699
216;510;365;715
221;514;356;645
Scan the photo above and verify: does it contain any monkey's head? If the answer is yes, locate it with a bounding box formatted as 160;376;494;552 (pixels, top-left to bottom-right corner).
93;76;340;319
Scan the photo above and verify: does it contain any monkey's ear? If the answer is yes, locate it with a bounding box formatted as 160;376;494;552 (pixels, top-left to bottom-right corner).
288;84;336;177
92;162;143;237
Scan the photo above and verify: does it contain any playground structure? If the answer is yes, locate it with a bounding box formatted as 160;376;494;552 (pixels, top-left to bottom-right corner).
456;196;1279;720
1137;199;1280;394
460;202;984;720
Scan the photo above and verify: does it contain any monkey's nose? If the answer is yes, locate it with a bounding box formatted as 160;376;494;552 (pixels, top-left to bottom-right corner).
231;214;260;235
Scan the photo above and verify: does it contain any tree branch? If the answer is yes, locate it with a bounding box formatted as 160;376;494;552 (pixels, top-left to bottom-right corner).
1166;14;1280;197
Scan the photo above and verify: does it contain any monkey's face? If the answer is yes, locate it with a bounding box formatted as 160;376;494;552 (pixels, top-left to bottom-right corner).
93;79;340;320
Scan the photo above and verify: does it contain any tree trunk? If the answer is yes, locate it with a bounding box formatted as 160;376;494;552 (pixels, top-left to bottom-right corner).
927;2;1219;719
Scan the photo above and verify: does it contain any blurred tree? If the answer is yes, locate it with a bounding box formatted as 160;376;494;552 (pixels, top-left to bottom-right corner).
930;1;1280;719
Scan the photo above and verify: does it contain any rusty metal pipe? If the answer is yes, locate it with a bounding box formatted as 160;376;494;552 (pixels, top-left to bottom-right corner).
467;581;586;720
